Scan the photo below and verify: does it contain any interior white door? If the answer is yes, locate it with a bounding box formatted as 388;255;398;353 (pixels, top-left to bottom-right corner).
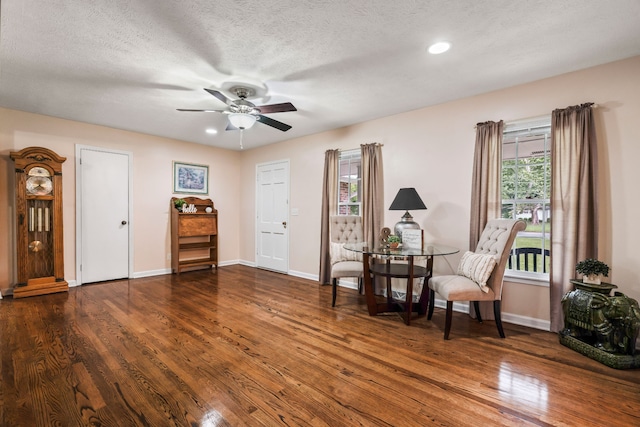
77;147;131;284
256;160;289;272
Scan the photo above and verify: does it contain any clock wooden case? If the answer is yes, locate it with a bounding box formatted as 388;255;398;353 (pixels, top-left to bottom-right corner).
10;146;68;298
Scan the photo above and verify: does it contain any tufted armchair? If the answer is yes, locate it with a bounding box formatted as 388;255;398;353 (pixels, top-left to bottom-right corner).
330;215;364;307
427;219;526;339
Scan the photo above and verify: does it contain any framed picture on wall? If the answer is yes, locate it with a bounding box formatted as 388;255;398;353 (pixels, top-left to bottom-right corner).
173;161;208;194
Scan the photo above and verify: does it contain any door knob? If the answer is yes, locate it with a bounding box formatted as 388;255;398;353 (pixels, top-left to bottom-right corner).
121;220;128;225
282;221;287;228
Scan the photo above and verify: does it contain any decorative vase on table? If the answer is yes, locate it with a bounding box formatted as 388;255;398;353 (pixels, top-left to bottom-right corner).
575;258;609;286
387;235;401;249
582;274;602;285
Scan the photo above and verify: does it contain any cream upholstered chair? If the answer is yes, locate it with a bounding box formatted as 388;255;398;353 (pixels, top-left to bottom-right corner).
330;215;364;307
427;219;526;339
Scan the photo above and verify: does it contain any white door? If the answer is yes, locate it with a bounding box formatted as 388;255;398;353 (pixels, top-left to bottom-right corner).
256;160;289;272
76;146;131;284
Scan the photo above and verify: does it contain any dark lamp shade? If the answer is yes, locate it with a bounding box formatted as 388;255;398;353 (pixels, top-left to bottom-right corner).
388;188;427;211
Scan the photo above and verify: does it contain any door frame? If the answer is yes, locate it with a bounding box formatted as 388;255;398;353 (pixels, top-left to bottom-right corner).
255;159;290;273
75;144;134;285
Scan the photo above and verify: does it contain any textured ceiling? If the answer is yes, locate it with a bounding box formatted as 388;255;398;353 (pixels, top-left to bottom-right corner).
2;1;640;151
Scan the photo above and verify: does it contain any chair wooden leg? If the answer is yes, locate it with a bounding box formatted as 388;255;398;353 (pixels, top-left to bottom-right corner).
444;301;453;340
473;301;483;323
332;278;338;307
358;277;363;294
494;300;506;338
428;288;435;320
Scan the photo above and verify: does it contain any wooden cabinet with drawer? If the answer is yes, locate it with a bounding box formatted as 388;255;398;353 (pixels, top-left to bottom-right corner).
170;197;218;274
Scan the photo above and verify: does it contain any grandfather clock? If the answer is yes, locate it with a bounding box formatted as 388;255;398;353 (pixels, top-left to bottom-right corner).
10;147;68;298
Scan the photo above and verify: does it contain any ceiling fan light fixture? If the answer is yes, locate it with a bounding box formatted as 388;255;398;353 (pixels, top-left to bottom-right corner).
228;113;257;130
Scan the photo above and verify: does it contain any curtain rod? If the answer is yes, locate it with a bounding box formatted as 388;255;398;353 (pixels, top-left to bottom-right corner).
340;148;359;154
473;104;599;129
339;143;384;154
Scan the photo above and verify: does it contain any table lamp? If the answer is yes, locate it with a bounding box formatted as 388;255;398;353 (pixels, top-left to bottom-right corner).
388;188;427;240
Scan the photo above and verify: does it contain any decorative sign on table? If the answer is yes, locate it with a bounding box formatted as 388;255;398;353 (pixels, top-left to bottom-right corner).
402;229;423;250
181;204;197;213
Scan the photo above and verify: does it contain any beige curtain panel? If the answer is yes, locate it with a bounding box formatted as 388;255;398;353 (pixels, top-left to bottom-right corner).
469;120;503;320
319;149;339;284
361;143;384;248
549;103;599;332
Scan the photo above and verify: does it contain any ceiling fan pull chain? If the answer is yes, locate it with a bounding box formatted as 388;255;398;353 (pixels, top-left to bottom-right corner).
239;129;244;150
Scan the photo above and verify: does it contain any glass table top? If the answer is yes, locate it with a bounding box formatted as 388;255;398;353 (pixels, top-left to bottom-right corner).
343;242;459;257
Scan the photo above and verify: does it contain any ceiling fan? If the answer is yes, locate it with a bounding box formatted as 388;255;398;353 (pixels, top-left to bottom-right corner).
177;86;297;132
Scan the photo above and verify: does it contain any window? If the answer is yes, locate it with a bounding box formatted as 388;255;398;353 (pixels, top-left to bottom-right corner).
338;150;361;215
502;117;551;278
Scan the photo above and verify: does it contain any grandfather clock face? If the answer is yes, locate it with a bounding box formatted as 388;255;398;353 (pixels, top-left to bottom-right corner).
26;167;53;196
10;147;68;295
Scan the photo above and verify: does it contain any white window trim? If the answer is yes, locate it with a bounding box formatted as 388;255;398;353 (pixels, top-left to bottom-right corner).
504;270;550;287
503;116;551;285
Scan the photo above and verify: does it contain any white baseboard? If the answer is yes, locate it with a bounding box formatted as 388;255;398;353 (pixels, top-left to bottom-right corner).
337;278;359;290
431;297;550;331
132;268;171;279
131;261;240;279
502;312;550;331
289;270;319;281
431;298;470;314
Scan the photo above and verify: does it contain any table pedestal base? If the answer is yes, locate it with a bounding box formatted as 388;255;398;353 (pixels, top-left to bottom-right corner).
363;253;433;325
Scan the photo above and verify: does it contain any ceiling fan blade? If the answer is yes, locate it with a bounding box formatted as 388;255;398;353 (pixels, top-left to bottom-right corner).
176;108;227;113
204;88;233;105
255;102;297;114
257;115;292;132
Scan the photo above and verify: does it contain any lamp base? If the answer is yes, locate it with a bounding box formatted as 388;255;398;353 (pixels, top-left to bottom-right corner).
394;211;420;241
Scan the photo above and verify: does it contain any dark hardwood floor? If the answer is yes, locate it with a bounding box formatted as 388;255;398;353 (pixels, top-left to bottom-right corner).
1;265;639;426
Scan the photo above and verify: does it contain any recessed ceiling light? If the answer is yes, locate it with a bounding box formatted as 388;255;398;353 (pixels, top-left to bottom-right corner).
428;42;451;54
205;128;218;134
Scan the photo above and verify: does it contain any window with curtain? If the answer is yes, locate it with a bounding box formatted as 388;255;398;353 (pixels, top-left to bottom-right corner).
502;117;551;279
337;150;361;215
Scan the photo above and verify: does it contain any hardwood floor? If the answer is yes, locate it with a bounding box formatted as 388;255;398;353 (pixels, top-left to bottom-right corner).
1;265;639;426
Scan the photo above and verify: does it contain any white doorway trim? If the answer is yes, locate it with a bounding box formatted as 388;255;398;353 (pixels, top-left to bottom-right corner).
75;144;134;285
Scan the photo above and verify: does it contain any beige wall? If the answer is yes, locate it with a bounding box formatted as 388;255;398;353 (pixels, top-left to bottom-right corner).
0;109;241;288
239;56;640;324
2;56;639;328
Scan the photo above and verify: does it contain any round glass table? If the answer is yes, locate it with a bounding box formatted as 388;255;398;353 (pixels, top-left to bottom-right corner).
343;242;459;325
